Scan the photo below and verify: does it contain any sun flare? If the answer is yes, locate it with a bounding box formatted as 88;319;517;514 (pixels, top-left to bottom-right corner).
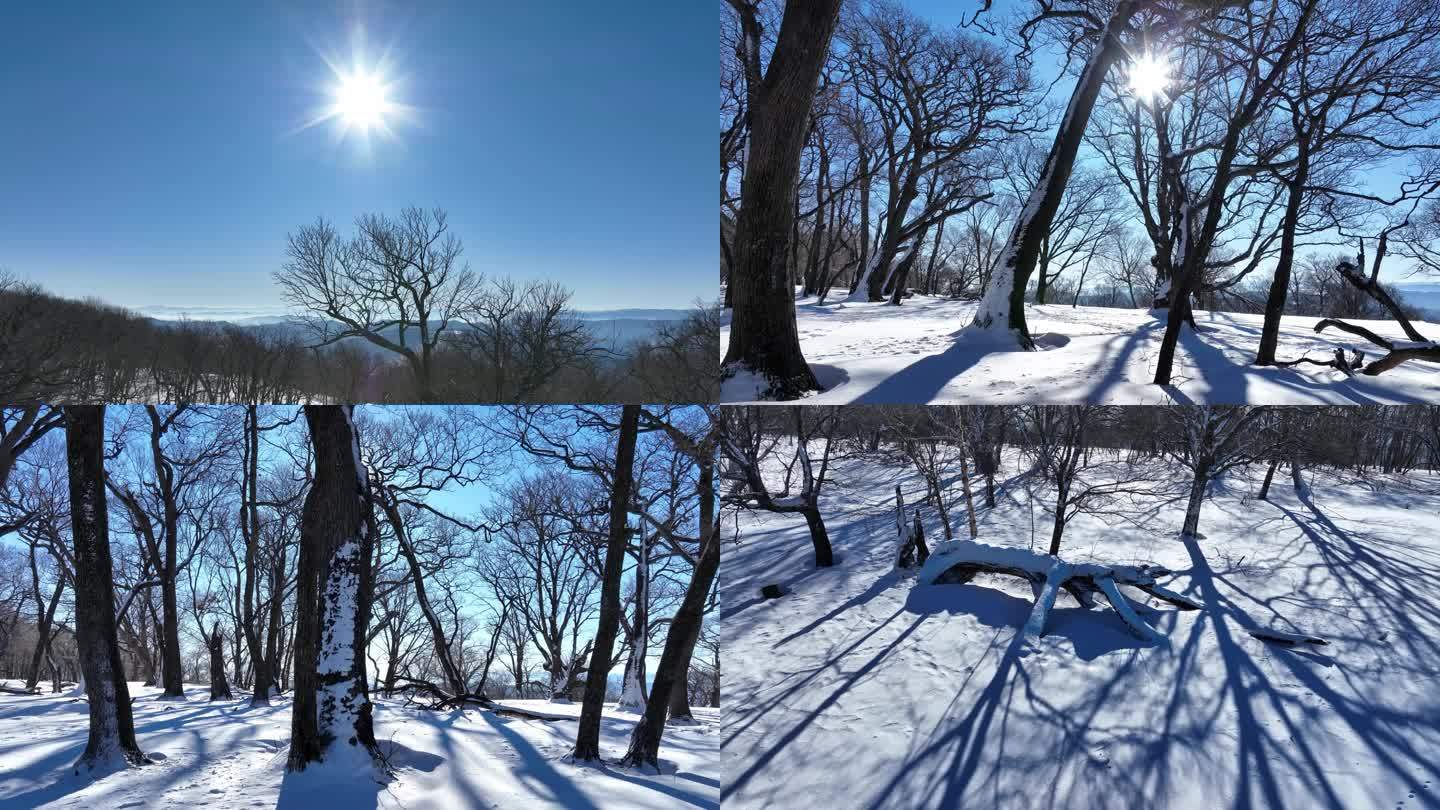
333;69;391;131
1127;51;1171;103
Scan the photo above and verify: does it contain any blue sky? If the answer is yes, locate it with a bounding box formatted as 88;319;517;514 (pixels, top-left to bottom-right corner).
0;1;713;313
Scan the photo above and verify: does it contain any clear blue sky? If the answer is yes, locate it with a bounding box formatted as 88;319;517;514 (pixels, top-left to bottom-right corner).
0;1;713;313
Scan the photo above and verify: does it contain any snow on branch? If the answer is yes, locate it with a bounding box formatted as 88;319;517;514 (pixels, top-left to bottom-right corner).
917;540;1200;645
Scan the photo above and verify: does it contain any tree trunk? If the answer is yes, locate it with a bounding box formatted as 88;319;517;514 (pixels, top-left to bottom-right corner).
619;510;721;769
924;218;946;296
959;456;978;539
720;0;843;398
65;405;147;772
209;626;233;701
1048;479;1068;556
1181;461;1211;539
803;506;834;567
968;1;1137;347
241;406;272;706
24;567;63;692
574;404;641;761
1152;291;1192;386
667;618;702;723
1257;458;1279;501
287;405;379;773
617;538;649;713
159;574;182;697
885;246;920;306
1256;139;1309;366
380;492;468;697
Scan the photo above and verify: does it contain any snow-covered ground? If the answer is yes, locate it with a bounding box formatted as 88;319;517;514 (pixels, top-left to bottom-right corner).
721;449;1440;809
720;296;1440;403
0;688;719;809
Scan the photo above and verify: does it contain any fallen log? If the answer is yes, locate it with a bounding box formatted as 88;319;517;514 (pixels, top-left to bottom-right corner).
919;540;1198;643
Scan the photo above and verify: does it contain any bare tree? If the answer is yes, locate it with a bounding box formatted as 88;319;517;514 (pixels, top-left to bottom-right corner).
1021;405;1159;555
0;406;64;492
841;2;1033;303
106;405;229;698
1256;0;1440;365
1163;406;1272;539
275;207;477;402
720;405;838;567
452;278;602;401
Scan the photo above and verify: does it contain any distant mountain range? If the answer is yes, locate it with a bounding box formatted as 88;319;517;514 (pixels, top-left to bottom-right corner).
135;306;694;355
1392;281;1440;322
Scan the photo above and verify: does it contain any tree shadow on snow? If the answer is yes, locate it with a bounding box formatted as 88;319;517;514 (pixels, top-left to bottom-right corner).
842;499;1440;810
850;335;997;404
723;606;928;801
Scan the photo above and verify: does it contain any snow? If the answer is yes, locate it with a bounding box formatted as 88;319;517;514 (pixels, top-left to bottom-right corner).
0;687;719;808
722;446;1440;809
718;365;816;404
917;539;1064;583
720;296;1440;403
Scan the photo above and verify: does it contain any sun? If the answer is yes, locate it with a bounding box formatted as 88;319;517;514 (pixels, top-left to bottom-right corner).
1127;51;1171;103
333;69;391;131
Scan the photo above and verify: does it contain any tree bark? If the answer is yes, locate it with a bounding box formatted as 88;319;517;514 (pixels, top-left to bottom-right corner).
65;405;147;772
1257;458;1279;501
1048;479;1069;556
667;618;702;723
721;0;843;398
617;539;649;713
574;404;641;761
959;455;979;539
287;405;379;772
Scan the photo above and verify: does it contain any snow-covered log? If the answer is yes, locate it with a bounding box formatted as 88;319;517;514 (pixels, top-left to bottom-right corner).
918;540;1197;642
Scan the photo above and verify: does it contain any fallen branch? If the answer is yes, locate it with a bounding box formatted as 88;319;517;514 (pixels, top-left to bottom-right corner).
391;677;495;712
1273;347;1366;376
1297;259;1440;375
1249;628;1329;646
919;540;1197;643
